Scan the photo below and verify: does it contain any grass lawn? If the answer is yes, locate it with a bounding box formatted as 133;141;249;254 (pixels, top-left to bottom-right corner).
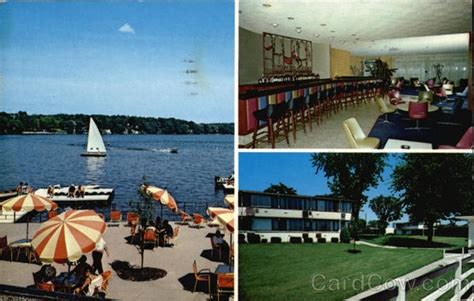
239;243;443;301
360;235;468;249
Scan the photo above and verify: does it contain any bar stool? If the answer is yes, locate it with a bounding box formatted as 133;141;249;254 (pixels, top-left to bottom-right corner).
344;82;355;108
306;86;321;126
326;85;336;114
251;100;289;148
288;90;307;142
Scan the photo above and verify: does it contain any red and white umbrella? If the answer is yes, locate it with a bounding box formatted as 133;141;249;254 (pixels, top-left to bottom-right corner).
1;193;58;240
31;210;106;263
143;185;178;218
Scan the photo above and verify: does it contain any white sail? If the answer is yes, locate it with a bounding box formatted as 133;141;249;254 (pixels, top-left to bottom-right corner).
86;118;106;154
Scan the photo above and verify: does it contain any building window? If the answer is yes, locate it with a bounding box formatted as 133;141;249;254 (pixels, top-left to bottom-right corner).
251;218;272;231
341;201;352;213
317;200;335;212
250;194;271;208
288;219;303;231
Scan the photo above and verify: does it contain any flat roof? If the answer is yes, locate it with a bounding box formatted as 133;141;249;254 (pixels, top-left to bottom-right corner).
239;190;357;203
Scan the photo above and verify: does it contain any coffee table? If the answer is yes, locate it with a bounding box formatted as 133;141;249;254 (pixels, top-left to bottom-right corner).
384;139;432;150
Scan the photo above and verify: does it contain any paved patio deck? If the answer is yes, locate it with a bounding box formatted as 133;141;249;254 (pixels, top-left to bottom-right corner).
0;221;234;300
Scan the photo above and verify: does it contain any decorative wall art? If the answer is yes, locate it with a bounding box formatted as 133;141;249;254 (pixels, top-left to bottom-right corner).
263;32;312;76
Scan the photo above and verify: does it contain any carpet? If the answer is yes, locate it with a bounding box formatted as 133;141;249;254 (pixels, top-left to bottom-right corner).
368;107;471;149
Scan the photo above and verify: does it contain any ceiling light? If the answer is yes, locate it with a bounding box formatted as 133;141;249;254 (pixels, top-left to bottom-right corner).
314;34;320;37
296;28;302;33
288;17;294;20
272;23;278;27
262;3;272;7
320;24;326;26
463;67;467;71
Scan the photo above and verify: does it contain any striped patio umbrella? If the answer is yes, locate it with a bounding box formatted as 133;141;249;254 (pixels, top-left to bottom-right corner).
1;193;58;240
144;185;178;219
207;207;234;233
224;194;235;209
31;210;106;264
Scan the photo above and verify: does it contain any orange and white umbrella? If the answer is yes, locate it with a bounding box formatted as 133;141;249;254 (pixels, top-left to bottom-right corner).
207;207;234;233
143;185;178;218
31;210;106;263
224;194;235;209
1;193;58;240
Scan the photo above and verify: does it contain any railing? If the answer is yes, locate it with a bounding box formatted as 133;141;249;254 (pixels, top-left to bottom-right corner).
355;249;473;301
0;284;104;300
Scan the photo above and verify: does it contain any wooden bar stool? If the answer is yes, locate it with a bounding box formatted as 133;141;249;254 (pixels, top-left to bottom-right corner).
288;89;307;142
251;97;289;149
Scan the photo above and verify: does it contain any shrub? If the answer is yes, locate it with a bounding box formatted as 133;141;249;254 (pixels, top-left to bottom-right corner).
290;237;302;243
261;238;268;243
317;238;326;243
238;234;247;244
331;237;339;243
270;237;282;243
303;237;313;243
340;227;351;243
247;233;261;244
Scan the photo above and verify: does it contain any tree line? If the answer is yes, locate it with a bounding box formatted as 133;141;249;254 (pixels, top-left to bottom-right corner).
0;111;234;135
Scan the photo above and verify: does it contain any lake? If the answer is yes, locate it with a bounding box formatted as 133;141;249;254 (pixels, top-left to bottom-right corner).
0;134;233;220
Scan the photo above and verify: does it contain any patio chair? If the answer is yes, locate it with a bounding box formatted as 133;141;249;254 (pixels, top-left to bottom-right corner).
406;102;429;130
192;260;211;298
217;273;234;301
143;229;158;249
0;236;8;259
178;211;193;225
165;226;180;246
127;212;139;226
109;211;122;227
210;236;223;261
376;97;395;124
192;214;205;228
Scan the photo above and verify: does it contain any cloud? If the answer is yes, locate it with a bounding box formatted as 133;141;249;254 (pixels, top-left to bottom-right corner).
118;23;135;34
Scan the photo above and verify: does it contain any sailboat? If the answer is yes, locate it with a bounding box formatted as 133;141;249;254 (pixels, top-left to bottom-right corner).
81;117;107;157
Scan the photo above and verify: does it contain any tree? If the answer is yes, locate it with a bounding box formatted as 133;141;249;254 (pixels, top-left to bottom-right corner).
264;182;297;195
369;195;403;235
392;154;472;242
310;154;387;231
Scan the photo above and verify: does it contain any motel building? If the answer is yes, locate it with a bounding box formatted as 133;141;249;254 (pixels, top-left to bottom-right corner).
238;190;353;243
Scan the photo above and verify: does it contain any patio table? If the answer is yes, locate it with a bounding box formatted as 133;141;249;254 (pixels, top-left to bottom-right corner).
9;238;36;263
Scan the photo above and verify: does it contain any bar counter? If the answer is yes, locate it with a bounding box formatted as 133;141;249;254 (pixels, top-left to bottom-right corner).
239;77;382;136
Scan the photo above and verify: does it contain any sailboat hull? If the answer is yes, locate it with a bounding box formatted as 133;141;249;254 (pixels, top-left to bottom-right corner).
81;152;107;157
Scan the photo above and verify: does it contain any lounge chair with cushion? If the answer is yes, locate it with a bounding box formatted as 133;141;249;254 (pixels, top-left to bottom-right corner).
191;214;205;228
342;118;380;149
217;273;234;301
438;127;473;149
178;211;193;225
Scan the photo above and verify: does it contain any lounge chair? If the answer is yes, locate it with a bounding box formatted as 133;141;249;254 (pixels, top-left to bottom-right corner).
127;212;140;226
143;229;158;249
191;214;205;228
178;211;193;225
165;226;179;246
217;273;234;301
109;211;122;227
192;260;211;298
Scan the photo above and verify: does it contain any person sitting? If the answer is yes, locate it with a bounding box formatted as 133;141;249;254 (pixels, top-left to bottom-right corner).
456;86;468;97
47;185;54;197
16;182;23;194
72;255;92;284
68;185;76;198
145;220;156;232
74;267;102;296
38;264;57;284
78;185;86;198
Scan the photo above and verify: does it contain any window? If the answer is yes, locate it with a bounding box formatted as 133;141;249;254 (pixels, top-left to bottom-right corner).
341;201;352;213
250;194;271;207
288;219;303;231
251;218;272;231
317;200;335;212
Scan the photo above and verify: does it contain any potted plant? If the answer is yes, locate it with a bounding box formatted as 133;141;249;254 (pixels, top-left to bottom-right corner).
365;58;397;93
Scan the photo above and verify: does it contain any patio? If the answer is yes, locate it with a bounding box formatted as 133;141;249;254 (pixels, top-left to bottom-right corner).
0;221;233;300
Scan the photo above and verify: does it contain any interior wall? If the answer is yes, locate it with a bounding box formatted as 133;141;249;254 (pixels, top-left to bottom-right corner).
239;28;331;84
239;28;263;85
330;47;352;77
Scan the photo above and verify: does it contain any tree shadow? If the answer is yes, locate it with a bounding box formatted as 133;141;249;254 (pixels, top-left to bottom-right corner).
200;249;229;264
110;260;166;282
385;237;453;248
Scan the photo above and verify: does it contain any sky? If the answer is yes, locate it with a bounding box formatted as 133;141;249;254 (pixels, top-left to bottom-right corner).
239;153;408;225
0;0;234;123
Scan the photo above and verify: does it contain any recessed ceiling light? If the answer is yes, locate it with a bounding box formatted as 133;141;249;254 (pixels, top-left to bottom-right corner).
272;23;279;27
463;67;467;71
288;17;294;20
296;28;302;33
314;34;320;37
320;24;326;26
